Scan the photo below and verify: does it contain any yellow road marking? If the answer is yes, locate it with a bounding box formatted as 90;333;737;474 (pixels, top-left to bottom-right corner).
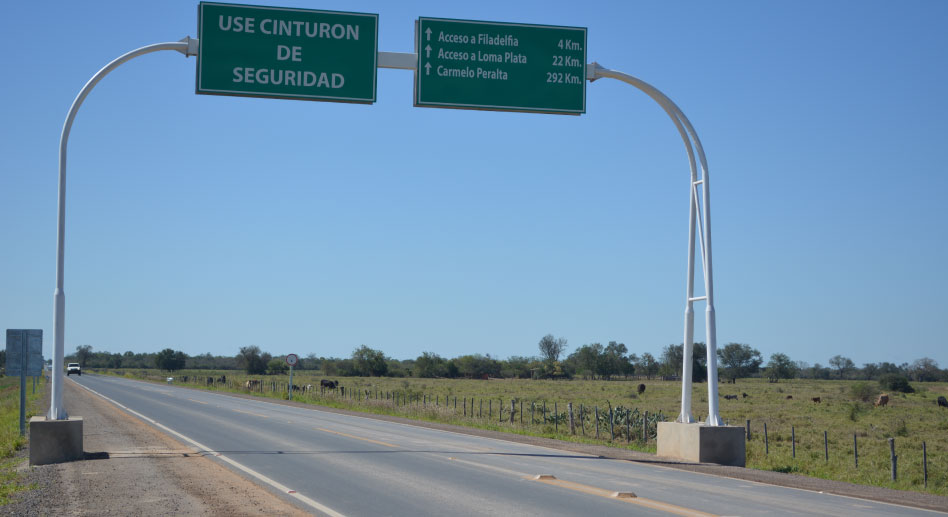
445;456;527;477
316;428;397;448
530;475;717;517
231;408;268;418
187;398;209;405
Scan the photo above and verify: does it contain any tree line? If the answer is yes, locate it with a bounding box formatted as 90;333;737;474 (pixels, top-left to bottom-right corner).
58;336;948;385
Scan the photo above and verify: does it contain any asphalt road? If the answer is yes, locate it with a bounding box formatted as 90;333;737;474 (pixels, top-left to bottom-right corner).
68;374;942;516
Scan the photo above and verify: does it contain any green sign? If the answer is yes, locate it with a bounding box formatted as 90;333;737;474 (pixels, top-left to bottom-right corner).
196;2;378;103
415;18;586;114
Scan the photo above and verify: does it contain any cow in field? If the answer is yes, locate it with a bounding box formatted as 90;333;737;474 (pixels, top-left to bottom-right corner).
637;384;646;395
245;379;261;390
937;396;948;408
207;376;214;386
218;375;226;384
724;394;738;400
742;393;748;399
786;395;793;400
320;379;338;389
811;397;821;403
874;394;889;407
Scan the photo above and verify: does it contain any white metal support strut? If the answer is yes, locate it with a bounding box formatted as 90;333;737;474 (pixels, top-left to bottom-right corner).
50;37;198;420
587;63;722;426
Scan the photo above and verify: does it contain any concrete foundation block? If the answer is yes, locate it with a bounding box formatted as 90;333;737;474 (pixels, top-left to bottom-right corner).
657;422;745;467
29;416;83;466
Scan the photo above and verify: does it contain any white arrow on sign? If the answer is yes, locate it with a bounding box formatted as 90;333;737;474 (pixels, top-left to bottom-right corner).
424;62;431;75
425;44;432;58
425;27;432;41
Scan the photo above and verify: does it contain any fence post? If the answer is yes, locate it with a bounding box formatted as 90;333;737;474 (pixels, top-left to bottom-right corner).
854;433;858;468
764;423;769;455
511;400;515;424
791;426;796;458
568;403;575;434
746;420;751;441
609;408;614;441
643;411;648;443
531;402;535;425
520;400;523;425
595;406;600;439
626;411;631;443
824;431;828;461
463;398;466;417
580;404;585;436
889;437;897;481
479;399;482;418
923;441;928;488
543;401;547;424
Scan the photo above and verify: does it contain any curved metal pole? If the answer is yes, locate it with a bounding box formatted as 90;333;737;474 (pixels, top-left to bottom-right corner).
50;39;196;420
591;64;721;425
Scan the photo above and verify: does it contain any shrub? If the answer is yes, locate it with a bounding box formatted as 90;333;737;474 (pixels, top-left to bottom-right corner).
849;382;879;402
878;374;914;393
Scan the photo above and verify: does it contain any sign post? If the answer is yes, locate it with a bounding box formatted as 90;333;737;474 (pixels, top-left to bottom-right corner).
415;17;586;114
197;2;378;103
285;353;299;401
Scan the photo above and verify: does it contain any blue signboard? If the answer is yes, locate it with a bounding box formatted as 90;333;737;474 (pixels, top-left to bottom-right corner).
5;329;43;376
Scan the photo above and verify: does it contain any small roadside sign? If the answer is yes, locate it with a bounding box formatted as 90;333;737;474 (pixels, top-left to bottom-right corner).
285;353;299;367
415;17;587;114
5;329;43;376
196;2;379;103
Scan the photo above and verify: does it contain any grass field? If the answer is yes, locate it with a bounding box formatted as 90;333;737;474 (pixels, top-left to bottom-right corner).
0;375;46;505
96;368;948;496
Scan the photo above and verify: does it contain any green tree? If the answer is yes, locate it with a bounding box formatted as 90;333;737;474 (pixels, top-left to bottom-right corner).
829;355;855;379
660;343;707;382
538;334;567;365
568;343;603;379
908;357;941;382
237;345;268;375
640;352;659;379
415;351;446;378
76;345;93;367
603;341;631;379
352;345;388;376
155;348;186;372
765;353;797;382
716;343;762;383
267;358;288;374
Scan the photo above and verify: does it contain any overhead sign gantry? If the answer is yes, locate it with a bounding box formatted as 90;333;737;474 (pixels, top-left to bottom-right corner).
50;2;727;464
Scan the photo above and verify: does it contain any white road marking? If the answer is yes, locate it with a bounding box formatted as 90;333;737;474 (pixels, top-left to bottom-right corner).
72;378;346;517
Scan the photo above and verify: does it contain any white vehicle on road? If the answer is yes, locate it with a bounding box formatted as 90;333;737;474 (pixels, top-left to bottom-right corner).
67;363;81;376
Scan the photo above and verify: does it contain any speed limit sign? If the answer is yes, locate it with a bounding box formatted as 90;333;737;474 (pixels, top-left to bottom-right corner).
285;353;299;367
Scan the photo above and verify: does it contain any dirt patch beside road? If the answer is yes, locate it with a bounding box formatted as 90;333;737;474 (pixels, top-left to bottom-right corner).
3;380;308;516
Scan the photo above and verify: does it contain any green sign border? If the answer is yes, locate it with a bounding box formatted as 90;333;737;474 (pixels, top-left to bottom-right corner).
414;17;587;115
196;2;379;103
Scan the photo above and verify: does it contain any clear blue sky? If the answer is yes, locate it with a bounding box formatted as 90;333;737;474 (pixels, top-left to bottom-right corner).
2;1;946;367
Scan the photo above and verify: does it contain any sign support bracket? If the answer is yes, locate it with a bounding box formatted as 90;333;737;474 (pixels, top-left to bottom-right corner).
588;63;721;426
50;37;198;420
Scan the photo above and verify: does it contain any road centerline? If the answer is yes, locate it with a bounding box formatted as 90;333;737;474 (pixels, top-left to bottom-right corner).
316;427;398;448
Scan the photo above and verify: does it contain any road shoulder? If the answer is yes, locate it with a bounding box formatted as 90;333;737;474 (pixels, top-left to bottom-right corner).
3;380;309;516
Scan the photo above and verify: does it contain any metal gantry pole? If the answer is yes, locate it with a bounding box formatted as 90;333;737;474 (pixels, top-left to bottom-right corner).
49;37;198;420
589;64;721;425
